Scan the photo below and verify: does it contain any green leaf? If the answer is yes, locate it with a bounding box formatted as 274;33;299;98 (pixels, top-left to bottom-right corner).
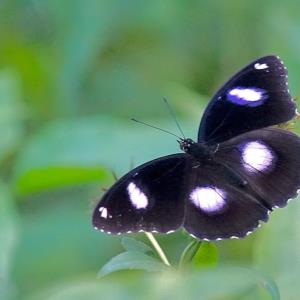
178;240;202;270
179;240;219;271
16;166;110;195
192;241;219;269
121;237;153;254
98;251;170;277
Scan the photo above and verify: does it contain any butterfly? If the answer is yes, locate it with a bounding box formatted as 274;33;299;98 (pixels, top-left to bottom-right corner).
92;55;300;241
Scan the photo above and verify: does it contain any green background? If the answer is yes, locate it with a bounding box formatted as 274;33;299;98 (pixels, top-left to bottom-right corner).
0;1;300;299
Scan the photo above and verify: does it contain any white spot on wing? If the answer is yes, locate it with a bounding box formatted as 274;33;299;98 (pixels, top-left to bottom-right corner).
99;207;108;219
242;141;274;172
228;88;263;102
127;182;148;209
254;63;268;70
189;187;226;213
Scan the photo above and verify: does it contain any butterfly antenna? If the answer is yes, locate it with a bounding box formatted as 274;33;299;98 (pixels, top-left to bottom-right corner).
111;170;118;181
131;118;182;139
163;97;186;139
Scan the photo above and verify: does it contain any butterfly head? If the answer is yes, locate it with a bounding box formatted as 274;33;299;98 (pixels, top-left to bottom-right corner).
178;138;195;152
179;138;214;161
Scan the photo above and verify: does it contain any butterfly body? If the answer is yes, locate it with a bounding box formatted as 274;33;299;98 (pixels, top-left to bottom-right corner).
93;55;300;240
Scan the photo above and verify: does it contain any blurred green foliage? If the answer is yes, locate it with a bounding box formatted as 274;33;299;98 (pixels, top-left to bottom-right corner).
0;0;299;299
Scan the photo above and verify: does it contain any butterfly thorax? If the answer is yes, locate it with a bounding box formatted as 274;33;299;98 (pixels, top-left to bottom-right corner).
179;138;214;162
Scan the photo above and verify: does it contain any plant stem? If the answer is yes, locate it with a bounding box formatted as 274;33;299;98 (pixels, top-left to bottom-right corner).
145;232;171;266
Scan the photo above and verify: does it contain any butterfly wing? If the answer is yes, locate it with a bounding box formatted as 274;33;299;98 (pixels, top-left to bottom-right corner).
92;154;190;234
184;127;300;241
215;127;300;208
183;162;270;240
198;55;296;144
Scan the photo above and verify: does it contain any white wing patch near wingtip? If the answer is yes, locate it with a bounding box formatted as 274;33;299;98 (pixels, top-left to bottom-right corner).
189;186;226;213
242;141;274;173
254;63;268;70
127;182;149;209
99;206;108;219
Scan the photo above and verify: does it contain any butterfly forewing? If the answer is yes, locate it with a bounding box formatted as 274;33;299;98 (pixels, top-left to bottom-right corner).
92;154;190;234
198;56;296;144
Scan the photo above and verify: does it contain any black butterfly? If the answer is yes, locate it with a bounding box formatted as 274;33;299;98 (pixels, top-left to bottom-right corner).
92;55;300;240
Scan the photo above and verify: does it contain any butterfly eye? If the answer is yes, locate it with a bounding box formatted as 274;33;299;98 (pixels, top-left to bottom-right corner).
179;138;195;152
240;141;275;173
189;186;226;214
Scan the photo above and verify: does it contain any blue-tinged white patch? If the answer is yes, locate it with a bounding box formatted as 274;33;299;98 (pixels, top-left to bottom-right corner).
241;141;275;173
227;87;267;107
189;186;226;213
127;182;148;209
254;63;268;70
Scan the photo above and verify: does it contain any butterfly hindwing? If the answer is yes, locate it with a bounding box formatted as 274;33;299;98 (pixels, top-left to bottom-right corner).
184;127;300;240
92;154;189;234
198;55;296;144
214;127;300;208
183;162;270;240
